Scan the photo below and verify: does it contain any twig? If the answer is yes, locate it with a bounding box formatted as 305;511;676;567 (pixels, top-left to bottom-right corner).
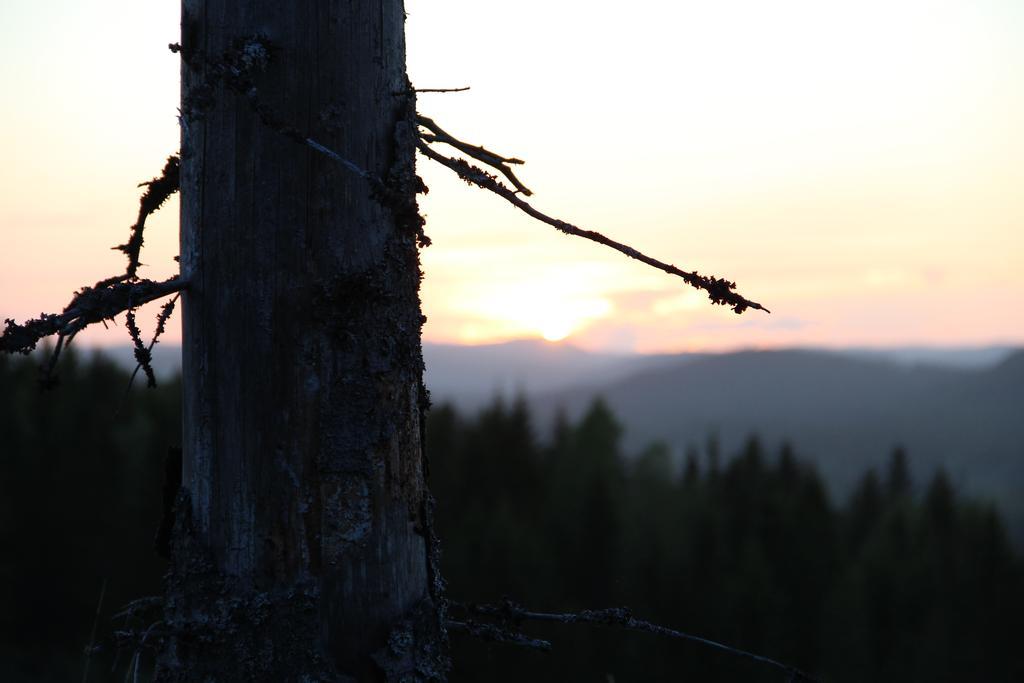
124;293;179;393
113;156;180;278
416;142;767;314
451;601;818;682
447;619;551;652
246;89;382;194
398;86;471;94
303;137;375;183
417;115;532;196
125;309;155;389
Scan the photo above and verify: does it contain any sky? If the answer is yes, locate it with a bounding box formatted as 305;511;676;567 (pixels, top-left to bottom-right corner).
1;0;1021;353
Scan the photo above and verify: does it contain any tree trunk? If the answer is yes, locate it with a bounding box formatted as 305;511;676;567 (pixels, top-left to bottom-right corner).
159;2;444;680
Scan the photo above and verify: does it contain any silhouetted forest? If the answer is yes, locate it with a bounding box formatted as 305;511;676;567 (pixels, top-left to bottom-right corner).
0;351;178;681
1;351;1022;681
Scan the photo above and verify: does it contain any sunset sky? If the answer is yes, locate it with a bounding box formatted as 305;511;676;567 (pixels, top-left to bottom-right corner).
1;1;1021;353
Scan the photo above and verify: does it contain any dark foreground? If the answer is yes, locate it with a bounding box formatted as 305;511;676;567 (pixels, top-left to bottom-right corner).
1;351;1021;681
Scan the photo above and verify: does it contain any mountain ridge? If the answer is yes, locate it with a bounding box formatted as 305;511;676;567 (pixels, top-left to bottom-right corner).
71;341;1024;539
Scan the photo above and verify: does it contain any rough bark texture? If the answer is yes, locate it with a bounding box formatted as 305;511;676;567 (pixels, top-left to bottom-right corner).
159;2;445;680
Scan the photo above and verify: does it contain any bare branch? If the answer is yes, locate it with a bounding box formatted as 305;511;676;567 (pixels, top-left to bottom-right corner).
446;620;552;652
113;155;180;278
417;115;533;196
1;277;186;356
124;294;179;392
6;149;182;385
452;601;818;681
125;308;155;389
302;137;376;183
416;141;768;314
396;86;471;95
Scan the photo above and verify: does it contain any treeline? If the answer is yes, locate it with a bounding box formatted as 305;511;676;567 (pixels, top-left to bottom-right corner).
430;398;1024;682
0;351;177;681
1;351;1022;681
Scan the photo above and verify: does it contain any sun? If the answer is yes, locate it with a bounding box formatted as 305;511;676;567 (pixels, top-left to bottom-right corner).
531;297;612;343
540;318;573;343
446;275;615;345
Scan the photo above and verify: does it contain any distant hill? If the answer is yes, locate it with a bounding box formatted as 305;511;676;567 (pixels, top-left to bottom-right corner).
533;348;1024;541
93;340;1023;538
96;339;1017;401
422;341;1019;407
421;340;697;407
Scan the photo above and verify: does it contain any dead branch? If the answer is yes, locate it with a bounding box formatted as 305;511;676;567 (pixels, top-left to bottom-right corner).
416;140;768;314
1;276;185;357
452;601;819;681
1;148;182;381
397;86;471;95
125;308;154;388
417;115;532;196
446;620;552;652
114;155;180;278
302;137;376;184
125;294;179;391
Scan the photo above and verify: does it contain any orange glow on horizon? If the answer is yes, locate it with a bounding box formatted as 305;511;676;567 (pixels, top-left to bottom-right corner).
1;1;1021;354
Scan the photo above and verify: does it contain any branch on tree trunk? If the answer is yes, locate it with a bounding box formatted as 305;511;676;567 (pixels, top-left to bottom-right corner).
124;294;180;392
1;146;183;384
126;308;155;389
417;115;532;196
446;620;552;652
1;277;185;358
417;130;768;315
395;86;472;95
113;155;180;278
451;601;819;682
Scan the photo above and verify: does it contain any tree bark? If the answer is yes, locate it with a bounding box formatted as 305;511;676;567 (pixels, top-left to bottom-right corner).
159;2;444;680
